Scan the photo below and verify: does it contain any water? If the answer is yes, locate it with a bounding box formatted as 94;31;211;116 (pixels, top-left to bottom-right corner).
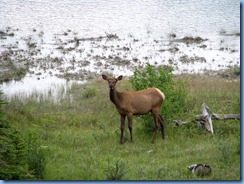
0;0;240;99
0;0;240;38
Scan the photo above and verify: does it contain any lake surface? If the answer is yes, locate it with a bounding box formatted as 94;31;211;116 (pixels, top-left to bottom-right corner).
0;0;240;39
0;0;240;100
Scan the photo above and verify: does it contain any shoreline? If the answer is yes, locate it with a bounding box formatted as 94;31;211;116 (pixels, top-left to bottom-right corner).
0;27;240;98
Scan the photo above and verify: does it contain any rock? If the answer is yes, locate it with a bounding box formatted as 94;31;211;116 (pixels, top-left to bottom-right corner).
188;164;211;177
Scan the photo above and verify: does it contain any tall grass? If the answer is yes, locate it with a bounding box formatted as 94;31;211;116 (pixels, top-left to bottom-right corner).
2;75;240;180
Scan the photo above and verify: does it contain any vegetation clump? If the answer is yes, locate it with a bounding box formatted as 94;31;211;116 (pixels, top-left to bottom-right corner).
182;36;207;43
82;88;98;98
217;65;240;79
179;55;206;64
105;159;127;180
172;36;208;44
0;57;29;83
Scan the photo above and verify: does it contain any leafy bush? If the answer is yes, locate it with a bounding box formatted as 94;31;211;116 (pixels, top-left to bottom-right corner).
129;63;188;132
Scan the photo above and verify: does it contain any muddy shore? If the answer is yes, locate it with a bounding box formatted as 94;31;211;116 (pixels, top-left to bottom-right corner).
0;27;240;95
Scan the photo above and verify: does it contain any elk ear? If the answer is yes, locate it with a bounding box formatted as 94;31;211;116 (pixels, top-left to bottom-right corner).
117;75;123;81
102;75;108;80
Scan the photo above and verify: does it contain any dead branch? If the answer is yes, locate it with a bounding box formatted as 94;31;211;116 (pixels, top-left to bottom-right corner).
196;114;240;121
195;103;239;134
173;103;239;135
172;120;186;126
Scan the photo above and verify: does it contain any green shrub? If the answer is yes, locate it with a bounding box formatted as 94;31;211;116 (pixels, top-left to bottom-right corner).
0;91;29;180
129;63;188;132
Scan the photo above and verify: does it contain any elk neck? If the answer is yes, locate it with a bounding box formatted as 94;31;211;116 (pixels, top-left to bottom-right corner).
109;88;121;106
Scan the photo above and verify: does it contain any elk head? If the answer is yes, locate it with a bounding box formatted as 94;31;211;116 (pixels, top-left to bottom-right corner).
102;75;123;89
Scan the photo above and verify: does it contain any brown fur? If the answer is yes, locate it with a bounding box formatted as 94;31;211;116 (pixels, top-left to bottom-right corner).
102;75;165;144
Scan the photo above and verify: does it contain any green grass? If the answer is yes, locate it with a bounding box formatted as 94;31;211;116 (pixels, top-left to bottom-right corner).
3;75;240;180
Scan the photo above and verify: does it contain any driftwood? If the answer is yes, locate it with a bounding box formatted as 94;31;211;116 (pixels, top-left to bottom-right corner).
173;103;240;134
195;103;240;134
196;114;240;121
200;103;213;133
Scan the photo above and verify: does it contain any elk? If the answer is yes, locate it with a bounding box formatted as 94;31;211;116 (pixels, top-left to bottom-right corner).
102;74;165;144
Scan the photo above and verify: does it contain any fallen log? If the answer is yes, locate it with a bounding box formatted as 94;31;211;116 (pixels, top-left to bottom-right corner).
173;103;240;134
195;103;240;134
196;113;240;121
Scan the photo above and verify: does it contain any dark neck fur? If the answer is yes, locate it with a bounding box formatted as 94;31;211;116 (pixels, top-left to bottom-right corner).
109;88;120;106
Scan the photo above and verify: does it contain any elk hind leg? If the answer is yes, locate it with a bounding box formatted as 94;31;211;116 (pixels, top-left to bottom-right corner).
127;113;133;143
152;111;160;144
158;114;165;139
120;115;126;144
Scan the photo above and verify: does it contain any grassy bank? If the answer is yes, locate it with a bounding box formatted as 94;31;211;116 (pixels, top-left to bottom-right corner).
2;74;240;180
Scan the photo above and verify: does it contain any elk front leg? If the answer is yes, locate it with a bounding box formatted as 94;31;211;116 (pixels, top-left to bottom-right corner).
127;113;133;143
120;115;126;144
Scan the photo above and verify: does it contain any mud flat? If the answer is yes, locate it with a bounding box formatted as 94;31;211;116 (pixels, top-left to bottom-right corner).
0;27;240;99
